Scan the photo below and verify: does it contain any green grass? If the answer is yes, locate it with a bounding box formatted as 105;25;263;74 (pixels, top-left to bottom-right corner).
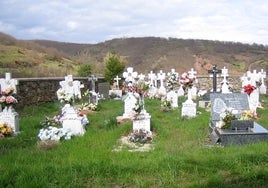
1;97;268;187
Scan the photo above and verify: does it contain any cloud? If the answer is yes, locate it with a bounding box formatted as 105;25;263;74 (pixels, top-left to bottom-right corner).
0;0;267;45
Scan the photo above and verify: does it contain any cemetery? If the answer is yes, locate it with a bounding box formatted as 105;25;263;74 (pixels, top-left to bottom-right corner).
1;67;268;187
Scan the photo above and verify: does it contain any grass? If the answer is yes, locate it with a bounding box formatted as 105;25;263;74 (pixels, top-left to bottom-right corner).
1;96;268;187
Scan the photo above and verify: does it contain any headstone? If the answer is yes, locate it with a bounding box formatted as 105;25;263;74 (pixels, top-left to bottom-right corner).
209;93;268;146
98;82;110;99
61;104;85;136
148;71;157;87
113;75;121;89
166;90;178;108
0;72;18;94
208;65;222;92
132;114;151;133
181;99;196;118
0;107;19;135
259;69;267;94
59;75;82;102
157;70;166;96
221;67;231;93
177;85;185;97
122;92;137;118
123;67;138;86
0;72;19;134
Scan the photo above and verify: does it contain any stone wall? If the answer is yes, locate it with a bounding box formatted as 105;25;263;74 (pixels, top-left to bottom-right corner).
10;75;251;109
14;77;105;109
198;75;242;92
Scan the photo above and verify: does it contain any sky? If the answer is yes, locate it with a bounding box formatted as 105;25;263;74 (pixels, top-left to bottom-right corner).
0;0;268;45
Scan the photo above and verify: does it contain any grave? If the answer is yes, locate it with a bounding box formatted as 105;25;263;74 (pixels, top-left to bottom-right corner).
98;82;110;99
157;70;166;96
88;75;99;103
109;75;122;99
0;72;19;134
259;69;267;94
209;93;268;146
58;75;85;136
61;104;85;136
166;90;178;108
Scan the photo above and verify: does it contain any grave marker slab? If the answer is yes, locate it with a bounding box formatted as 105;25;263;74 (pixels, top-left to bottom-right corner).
209;93;268;146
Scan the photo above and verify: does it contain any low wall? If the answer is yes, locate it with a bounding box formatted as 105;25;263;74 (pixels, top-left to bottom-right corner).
11;75;255;109
14;77;105;109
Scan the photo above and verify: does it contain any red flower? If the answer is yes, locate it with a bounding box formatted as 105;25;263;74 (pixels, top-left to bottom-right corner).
243;84;256;95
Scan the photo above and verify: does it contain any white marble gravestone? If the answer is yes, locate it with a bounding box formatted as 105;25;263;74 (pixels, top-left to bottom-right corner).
59;75;82;102
132;113;151;133
123;92;137;118
259;69;267;94
0;72;18;94
123;67;138;86
61;104;85;136
221;67;231;93
177;85;185;97
167;90;178;108
0;72;19;134
109;75;122;98
157;70;166;96
148;71;157;87
59;76;85;136
181;99;197;118
188;68;198;99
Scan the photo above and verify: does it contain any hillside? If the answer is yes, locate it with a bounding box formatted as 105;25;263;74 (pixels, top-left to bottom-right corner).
0;32;80;77
1;31;268;77
33;37;268;76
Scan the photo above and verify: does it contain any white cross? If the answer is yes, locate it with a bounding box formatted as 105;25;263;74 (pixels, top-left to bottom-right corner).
123;67;138;85
259;69;266;85
168;68;179;78
249;70;260;86
0;72;18;94
148;71;157;87
157;70;166;87
138;73;146;81
60;75;82;99
113;75;121;89
188;68;197;79
221;67;229;83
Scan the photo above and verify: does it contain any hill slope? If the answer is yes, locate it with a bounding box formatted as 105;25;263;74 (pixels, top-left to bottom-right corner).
34;37;268;76
1;32;267;77
0;32;80;77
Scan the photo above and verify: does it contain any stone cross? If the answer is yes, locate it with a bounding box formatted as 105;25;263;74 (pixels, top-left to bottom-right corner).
148;71;157;87
0;72;18;94
88;75;98;91
123;67;138;86
208;65;222;92
157;70;166;88
113;75;121;89
221;67;228;80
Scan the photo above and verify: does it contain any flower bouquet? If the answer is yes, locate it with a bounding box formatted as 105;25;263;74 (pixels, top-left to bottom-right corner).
243;84;256;95
0;86;18;109
0;122;13;138
179;72;196;89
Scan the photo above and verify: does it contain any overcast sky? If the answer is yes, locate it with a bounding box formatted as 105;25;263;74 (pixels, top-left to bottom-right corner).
0;0;268;45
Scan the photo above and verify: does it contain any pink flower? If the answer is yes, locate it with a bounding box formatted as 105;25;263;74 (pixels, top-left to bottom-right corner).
6;96;17;104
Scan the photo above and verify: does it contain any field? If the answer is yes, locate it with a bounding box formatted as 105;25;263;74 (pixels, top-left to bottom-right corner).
1;96;268;188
